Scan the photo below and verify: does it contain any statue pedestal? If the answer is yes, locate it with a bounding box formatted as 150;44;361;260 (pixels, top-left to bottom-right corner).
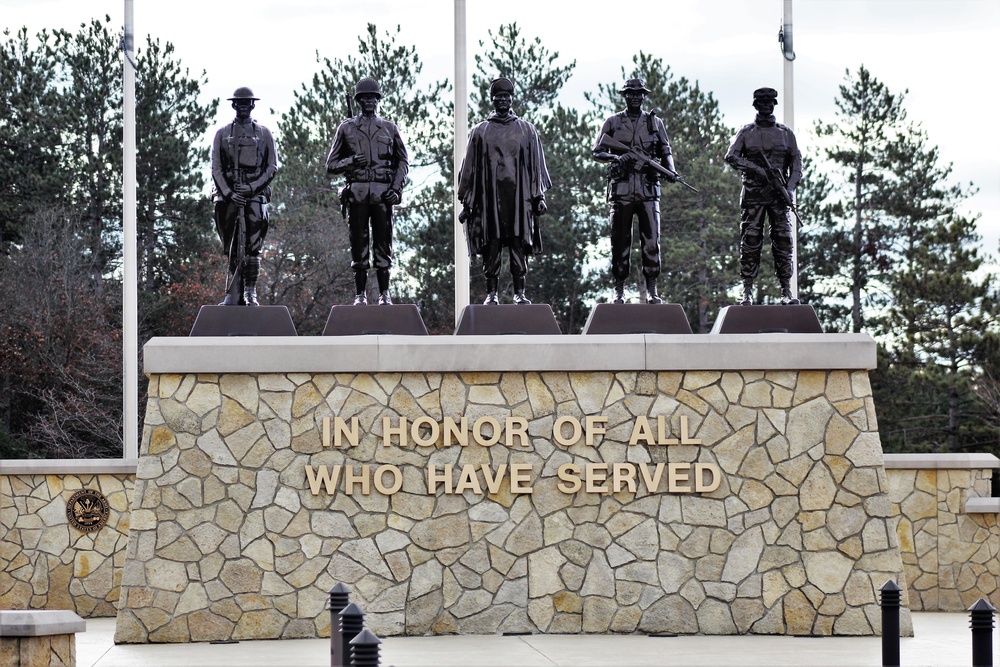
455;304;561;335
189;305;297;336
583;303;693;334
322;304;428;335
711;304;823;334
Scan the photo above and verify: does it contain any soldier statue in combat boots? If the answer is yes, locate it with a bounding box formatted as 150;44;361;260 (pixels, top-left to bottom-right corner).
326;77;409;305
724;87;802;305
211;86;278;306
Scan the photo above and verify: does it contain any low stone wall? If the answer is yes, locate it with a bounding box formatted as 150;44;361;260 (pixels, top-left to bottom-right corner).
886;454;999;611
0;461;135;618
113;335;911;642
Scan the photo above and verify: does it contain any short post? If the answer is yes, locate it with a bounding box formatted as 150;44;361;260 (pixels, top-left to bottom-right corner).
349;628;382;667
329;583;351;667
880;580;901;667
339;602;366;667
969;598;996;667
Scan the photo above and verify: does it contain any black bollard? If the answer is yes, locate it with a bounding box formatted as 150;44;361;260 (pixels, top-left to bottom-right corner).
340;602;366;667
880;580;901;667
969;598;996;667
329;584;351;667
349;628;382;667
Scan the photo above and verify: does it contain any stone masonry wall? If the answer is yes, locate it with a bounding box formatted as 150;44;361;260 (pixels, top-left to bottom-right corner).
0;473;133;617
888;467;999;610
114;369;910;642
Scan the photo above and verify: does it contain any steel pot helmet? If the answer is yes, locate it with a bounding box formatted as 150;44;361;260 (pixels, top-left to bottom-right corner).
354;77;382;100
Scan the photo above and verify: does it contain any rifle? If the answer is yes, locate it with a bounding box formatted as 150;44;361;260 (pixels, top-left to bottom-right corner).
757;151;797;212
345;93;354;118
224;172;248;302
597;133;700;194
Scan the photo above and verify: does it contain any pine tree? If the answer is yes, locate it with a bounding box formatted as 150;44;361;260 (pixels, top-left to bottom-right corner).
811;66;909;333
0;27;62;253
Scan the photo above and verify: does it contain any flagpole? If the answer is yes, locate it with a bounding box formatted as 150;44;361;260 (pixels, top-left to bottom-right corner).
453;0;470;326
123;0;138;459
780;0;797;300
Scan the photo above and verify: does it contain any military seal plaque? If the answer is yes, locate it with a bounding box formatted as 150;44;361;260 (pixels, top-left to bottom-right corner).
66;488;110;533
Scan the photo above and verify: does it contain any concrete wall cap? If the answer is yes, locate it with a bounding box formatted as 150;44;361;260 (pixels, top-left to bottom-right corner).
0;610;86;636
0;459;138;475
883;453;1000;470
965;497;1000;514
143;333;877;374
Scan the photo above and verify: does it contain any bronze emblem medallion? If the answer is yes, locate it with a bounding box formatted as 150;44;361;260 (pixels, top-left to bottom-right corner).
66;488;110;533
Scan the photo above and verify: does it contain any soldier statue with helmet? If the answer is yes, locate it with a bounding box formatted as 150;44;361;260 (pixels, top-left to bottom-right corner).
724;86;802;305
210;86;278;306
592;78;681;305
326;77;410;305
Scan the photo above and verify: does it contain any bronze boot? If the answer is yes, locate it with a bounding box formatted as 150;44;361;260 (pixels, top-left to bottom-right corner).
376;269;392;305
645;278;662;304
780;279;800;305
740;279;754;306
353;270;368;305
512;276;531;305
612;281;625;304
242;257;260;306
484;276;499;305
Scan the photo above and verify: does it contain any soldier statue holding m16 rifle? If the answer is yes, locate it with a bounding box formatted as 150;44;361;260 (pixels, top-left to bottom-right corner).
211;87;278;306
593;78;696;305
326;77;409;305
724;86;802;305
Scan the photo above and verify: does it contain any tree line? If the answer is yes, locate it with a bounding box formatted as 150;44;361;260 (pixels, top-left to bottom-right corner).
0;19;996;459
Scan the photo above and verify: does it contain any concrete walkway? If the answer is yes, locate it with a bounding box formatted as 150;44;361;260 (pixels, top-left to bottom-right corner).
78;612;989;667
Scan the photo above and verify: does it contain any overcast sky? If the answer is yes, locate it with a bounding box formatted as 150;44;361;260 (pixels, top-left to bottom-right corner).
5;0;999;265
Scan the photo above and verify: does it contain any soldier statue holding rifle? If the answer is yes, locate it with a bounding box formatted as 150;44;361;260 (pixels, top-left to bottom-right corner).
724;86;802;305
326;77;409;305
593;78;695;305
211;86;278;306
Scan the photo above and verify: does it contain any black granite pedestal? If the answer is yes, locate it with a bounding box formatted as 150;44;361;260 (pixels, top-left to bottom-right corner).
321;304;428;336
582;303;693;334
455;304;561;335
711;304;823;334
189;306;298;336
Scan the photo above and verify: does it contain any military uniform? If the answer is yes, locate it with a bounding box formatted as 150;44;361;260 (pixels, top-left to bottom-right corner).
724;87;802;304
211;87;278;306
326;78;409;305
592;78;676;304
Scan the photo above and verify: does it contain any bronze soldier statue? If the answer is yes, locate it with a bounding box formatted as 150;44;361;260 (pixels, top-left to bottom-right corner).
592;78;679;305
458;77;551;305
326;77;409;305
211;87;278;306
724;87;802;305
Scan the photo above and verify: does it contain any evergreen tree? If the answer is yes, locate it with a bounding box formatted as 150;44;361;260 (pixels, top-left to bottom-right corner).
0;27;61;253
134;36;218;341
588;53;740;331
51;16;123;281
811;66;908;333
0;19;219;457
874;212;999;452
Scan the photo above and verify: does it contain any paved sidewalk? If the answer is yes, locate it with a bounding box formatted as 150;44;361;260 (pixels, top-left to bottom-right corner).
78;612;990;667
